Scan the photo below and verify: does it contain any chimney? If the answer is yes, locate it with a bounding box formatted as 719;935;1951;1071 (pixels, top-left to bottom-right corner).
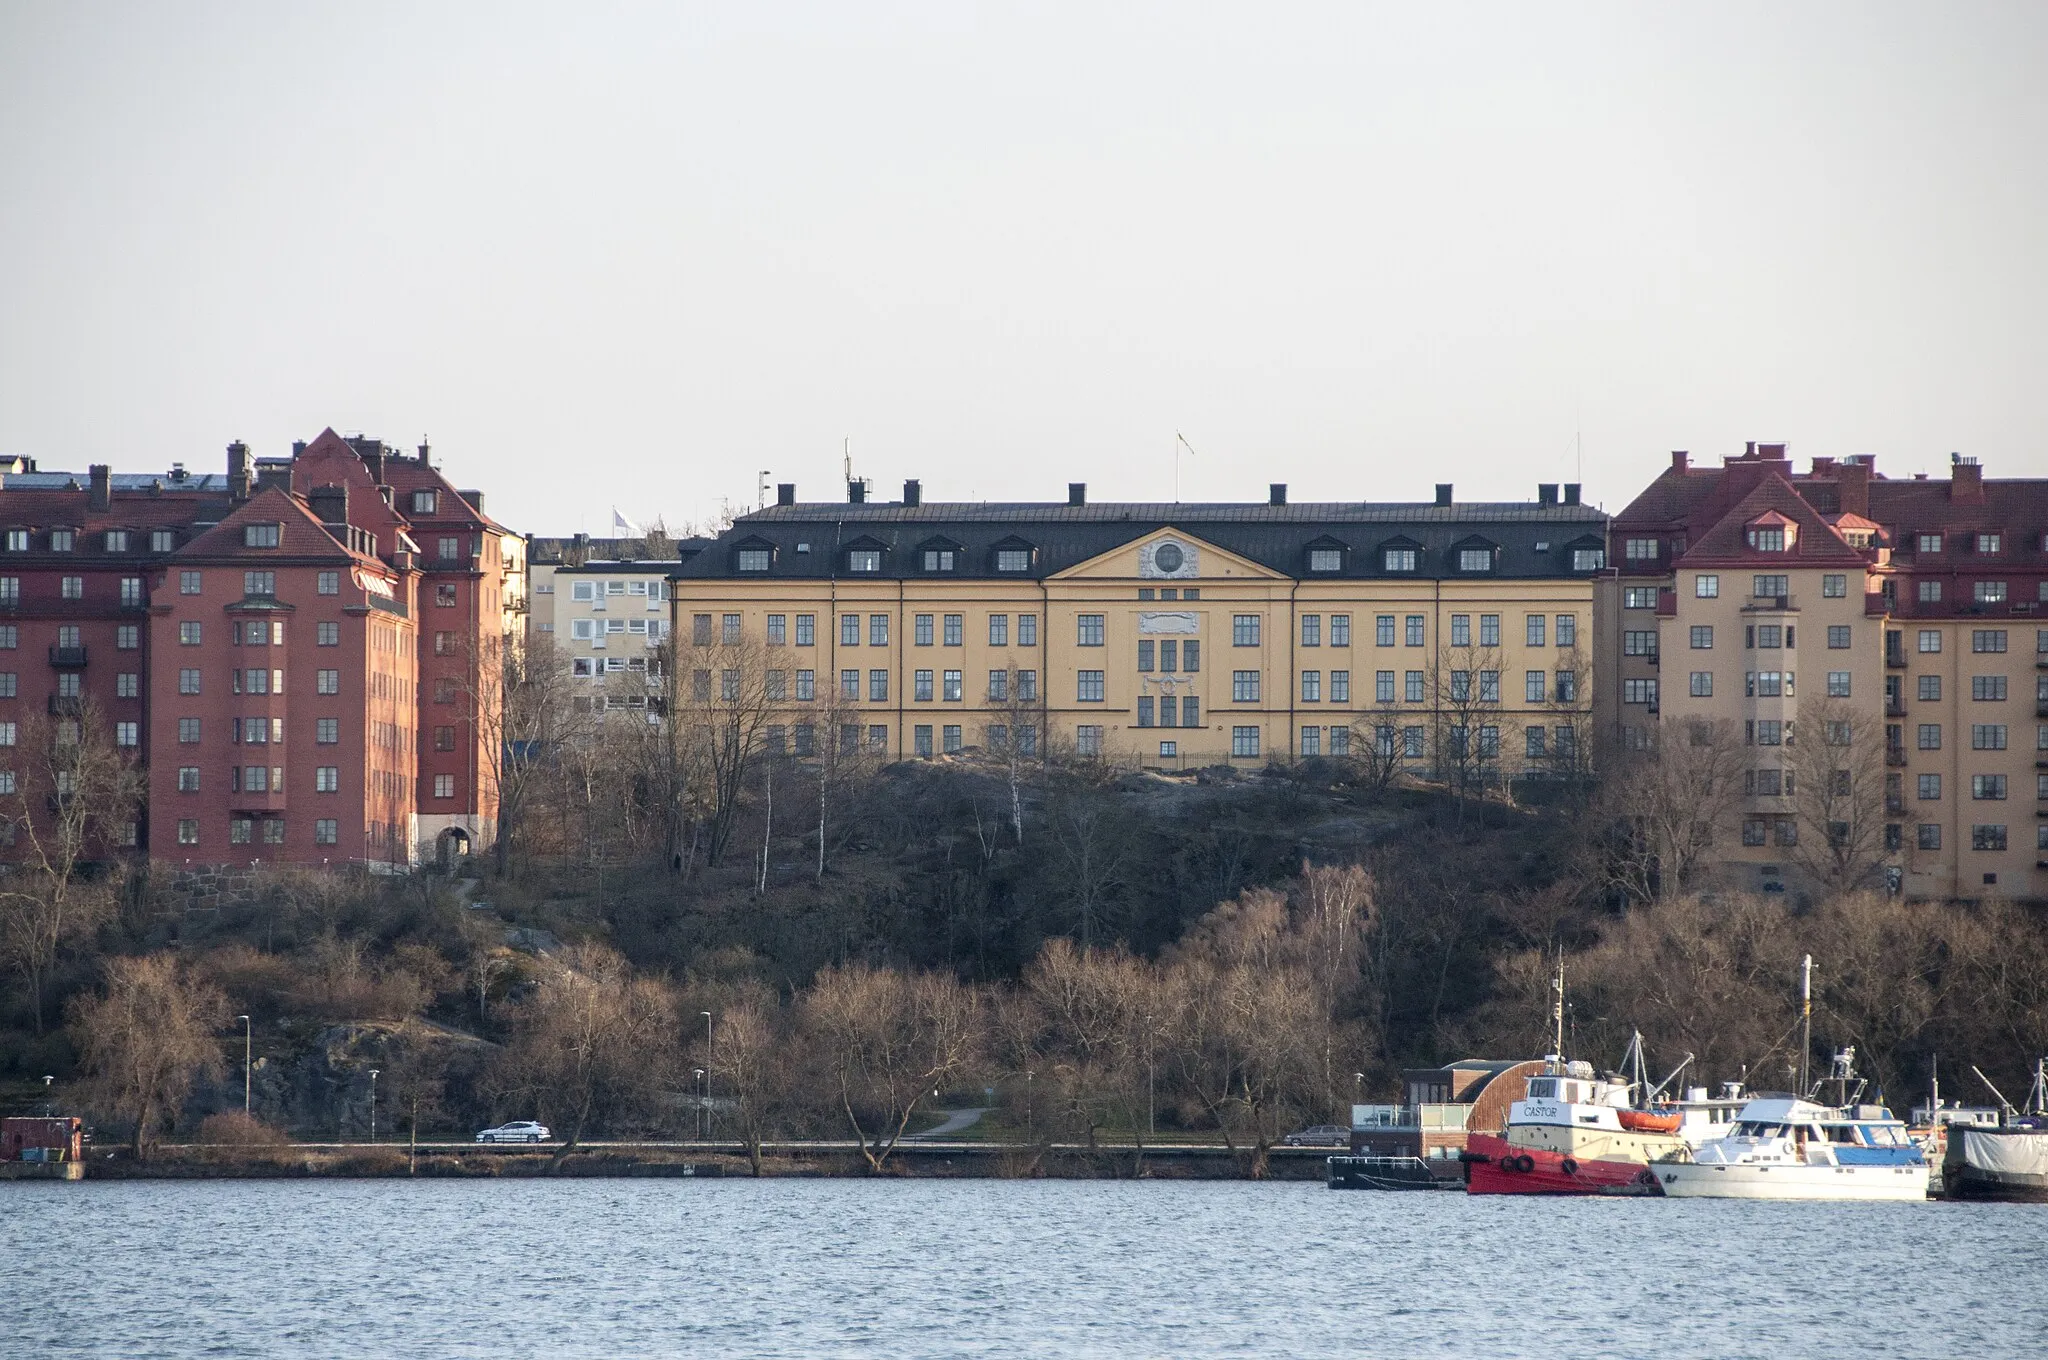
1837;460;1871;517
227;440;252;503
1068;482;1086;506
847;480;866;504
1268;483;1287;506
309;484;349;526
1950;453;1985;504
255;463;291;493
363;444;386;484
903;479;921;507
418;441;431;467
776;483;796;506
1563;484;1582;505
459;489;485;514
88;464;111;512
1434;483;1452;507
1758;442;1788;461
1670;450;1690;471
1537;483;1558;505
291;440;307;457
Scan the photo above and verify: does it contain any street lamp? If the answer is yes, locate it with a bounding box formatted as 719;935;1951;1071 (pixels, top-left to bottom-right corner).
42;1074;53;1117
368;1069;381;1143
1143;1013;1156;1137
693;1068;706;1141
700;1012;713;1138
237;1015;252;1115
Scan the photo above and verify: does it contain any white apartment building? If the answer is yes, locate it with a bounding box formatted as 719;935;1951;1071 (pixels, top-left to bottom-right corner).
549;560;672;709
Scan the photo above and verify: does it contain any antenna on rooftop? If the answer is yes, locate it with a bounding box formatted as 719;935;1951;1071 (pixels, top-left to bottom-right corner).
757;471;770;511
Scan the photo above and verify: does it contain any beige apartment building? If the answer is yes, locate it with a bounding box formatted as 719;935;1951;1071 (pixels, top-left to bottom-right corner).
667;479;1607;775
1610;443;2048;900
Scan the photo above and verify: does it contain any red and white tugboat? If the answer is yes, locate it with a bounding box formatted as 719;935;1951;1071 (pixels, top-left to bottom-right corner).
1464;964;1729;1196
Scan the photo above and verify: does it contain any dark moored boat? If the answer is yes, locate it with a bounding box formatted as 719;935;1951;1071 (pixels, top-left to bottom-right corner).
1943;1123;2048;1202
1327;1154;1459;1191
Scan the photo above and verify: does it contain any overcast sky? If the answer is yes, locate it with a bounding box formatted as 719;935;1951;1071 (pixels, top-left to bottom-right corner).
3;2;2044;534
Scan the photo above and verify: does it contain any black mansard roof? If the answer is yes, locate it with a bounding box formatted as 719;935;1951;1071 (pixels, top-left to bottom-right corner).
672;499;1610;582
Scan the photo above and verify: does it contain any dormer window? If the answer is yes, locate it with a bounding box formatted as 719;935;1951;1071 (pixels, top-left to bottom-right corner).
105;531;128;552
152;529;176;553
1748;527;1785;551
1623;537;1659;561
1458;547;1494;572
1977;533;2002;555
50;529;73;552
736;548;771;573
1309;549;1342;573
244;523;281;548
923;549;955;572
1568;536;1606;572
992;540;1035;573
1383;548;1418;572
1918;533;1943;554
4;530;25;552
412;490;439;515
847;548;881;573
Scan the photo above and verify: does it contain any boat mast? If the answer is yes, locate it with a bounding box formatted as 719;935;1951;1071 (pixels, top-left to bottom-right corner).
1551;951;1566;1069
1798;954;1812;1099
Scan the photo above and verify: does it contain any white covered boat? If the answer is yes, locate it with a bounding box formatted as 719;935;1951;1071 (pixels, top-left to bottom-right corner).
1656;1095;1930;1201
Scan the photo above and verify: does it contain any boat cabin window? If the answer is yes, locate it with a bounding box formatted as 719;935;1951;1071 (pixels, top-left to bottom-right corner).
1527;1079;1557;1099
1735;1122;1787;1138
1825;1125;1860;1144
1859;1124;1903;1146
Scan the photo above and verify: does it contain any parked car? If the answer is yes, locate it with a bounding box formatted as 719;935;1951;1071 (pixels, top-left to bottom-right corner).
1283;1125;1350;1148
476;1121;552;1144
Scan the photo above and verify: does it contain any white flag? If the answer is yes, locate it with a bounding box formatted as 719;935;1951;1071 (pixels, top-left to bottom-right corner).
612;508;641;536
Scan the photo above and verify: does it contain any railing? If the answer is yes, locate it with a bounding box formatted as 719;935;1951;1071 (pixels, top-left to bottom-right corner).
1886;650;1908;669
1886;747;1908;767
1349;1103;1474;1132
1743;594;1796;612
46;695;82;716
1886;699;1907;717
48;646;86;667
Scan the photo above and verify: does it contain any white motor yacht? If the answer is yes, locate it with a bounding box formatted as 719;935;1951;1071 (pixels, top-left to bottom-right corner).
1657;1095;1929;1201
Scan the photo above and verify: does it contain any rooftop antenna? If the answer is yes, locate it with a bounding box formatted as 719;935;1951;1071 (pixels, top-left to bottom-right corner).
842;438;852;487
757;471;770;511
1549;948;1565;1068
1175;432;1196;503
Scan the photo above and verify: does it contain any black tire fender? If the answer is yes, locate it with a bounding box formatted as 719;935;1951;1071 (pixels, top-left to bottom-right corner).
1561;1157;1579;1176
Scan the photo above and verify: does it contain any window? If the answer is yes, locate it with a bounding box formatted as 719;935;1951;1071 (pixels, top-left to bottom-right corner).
1916;773;1942;800
1623;587;1658;610
48;528;74;552
1232;671;1261;703
1976;581;2009;604
1753;575;1789;598
0;578;15;605
1624;538;1659;561
1528;671;1549;703
1972;724;2008;750
1331;670;1349;702
318;622;339;647
1680;626;1709;653
1525;615;1546;647
178;718;200;743
1298;725;1321;755
1919;580;1943;603
1077;671;1105;702
868;615;889;647
179;567;206;597
1404;616;1425;647
409;489;439;515
1816;573;1848;599
1375;616;1395;647
1972;676;2008;702
1622;630;1658;657
1623;679;1658;706
1018;614;1038;647
177;820;199;845
1301;615;1321;647
1383;548;1417;572
1917;823;1942;850
869;670;889;702
922;549;955;573
179;668;201;695
314;668;340;696
834;669;857;700
0;530;22;552
316;719;339;744
795;669;815;701
177;766;201;792
737;548;771;573
1919;630;1942;653
116;671;138;698
1695;575;1719;599
53;575;82;601
988;615;1009;647
1747;526;1786;552
914;614;934;647
1973;774;2008;801
438;537;461;561
1405;671;1425;703
1452;615;1470;647
765;614;787;646
1376;671;1396;703
1573;547;1605;572
1978;533;2003;555
987;669;1008;701
1919;676;1942;702
312;570;334;596
1398;726;1422;758
242;570;274;597
56;672;79;699
1459;548;1493;572
1755;720;1783;746
1479;670;1499;703
1232;726;1260;758
939;670;961;702
1683;669;1713;699
1301;670;1321;702
848;548;881;573
1019;670;1038;700
116;625;138;649
314;766;339;793
428;773;454;799
1973;630;2008;653
1919;724;1943;750
1822;625;1851;651
997;549;1032;573
790;613;814;648
1231;615;1260;647
1973;825;2008;852
943;614;963;647
244;523;280;548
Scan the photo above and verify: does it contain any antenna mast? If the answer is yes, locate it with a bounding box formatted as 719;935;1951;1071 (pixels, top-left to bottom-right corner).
1799;954;1813;1098
1550;950;1565;1066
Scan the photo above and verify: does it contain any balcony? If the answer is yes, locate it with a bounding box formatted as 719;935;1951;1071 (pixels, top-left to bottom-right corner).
1349;1104;1474;1132
48;646;86;668
1886;699;1907;717
2038;702;2048;719
1743;595;1796;612
47;695;82;716
1886;649;1908;669
1886;747;1908;767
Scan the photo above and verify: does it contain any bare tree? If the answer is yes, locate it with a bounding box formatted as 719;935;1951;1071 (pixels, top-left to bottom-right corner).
1785;698;1892;892
1357;695;1407;797
0;702;143;1032
987;666;1049;841
1295;862;1373;1109
1601;718;1748;902
669;631;782;867
1541;644;1596;787
801;963;982;1173
1045;780;1138;949
1020;939;1158;1161
69;954;228;1156
702;988;796;1175
467;634;595;878
1432;642;1506;807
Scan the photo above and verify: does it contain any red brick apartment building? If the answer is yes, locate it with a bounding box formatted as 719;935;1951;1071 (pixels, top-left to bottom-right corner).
0;429;516;870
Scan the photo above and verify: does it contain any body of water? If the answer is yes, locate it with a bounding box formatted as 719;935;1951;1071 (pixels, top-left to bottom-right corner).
5;1178;2043;1357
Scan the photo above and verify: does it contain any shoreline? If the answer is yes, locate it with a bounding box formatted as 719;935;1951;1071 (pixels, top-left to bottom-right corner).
26;1141;1333;1181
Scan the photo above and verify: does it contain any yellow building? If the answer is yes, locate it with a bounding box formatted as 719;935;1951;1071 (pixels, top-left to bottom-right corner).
667;479;1607;775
